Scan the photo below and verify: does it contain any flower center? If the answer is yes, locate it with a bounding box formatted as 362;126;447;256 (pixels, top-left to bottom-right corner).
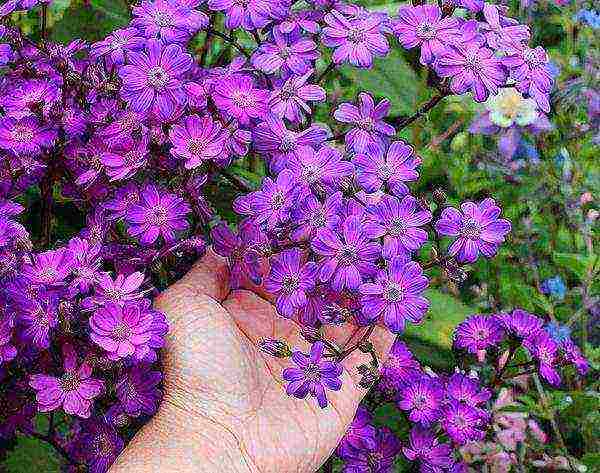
112;323;131;340
300;165;320;183
102;287;125;302
310;209;327;228
60;372;81;392
93;433;114;456
337;246;358;266
358;117;374;131
389;217;407;236
38;267;58;283
11;125;34;143
124;150;144;167
523;49;542;68
149;205;169;226
347;28;365;44
367;452;383;468
278;47;291;59
187;138;207;156
147;66;169;90
416;22;436;40
271;191;286;210
231;91;256;108
464;52;482;70
152;11;173;28
383;283;404;302
110;36;128;50
461;218;481;239
279;83;297;101
377;164;394;181
281;275;300;293
279;134;297;152
475;328;490;340
304;362;321;381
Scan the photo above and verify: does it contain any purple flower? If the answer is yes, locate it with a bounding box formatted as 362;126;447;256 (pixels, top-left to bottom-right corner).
72;419;124;473
169;114;227;169
212;74;269;126
445;373;491;406
102;136;149;181
131;0;208;43
364;194;432;258
291;191;344;241
353;141;421;196
322;9;389;68
211;220;265;288
334;93;395;153
435;43;508;102
0;116;57;156
29;344;104;418
68;237;103;295
282;341;343;408
104;182;141;220
119;40;193;118
270;70;326;123
89;302;154;360
454;314;505;354
125;184;190;245
19;292;59;349
338;427;401;472
207;0;272;30
235;169;302;229
312;215;381;291
524;331;561;385
116;365;162;417
499;308;543;339
435;198;511;263
339;406;378;451
359;256;429;333
479;4;530;51
402;426;453;469
393;5;460;65
0;317;16;365
503;46;553;112
560;340;589;376
1;79;59;119
84;271;146;307
380;339;421;390
397;377;444;425
90;27;145;65
284;144;354;190
21;248;74;286
442;400;488;444
252;29;319;75
264;249;318;318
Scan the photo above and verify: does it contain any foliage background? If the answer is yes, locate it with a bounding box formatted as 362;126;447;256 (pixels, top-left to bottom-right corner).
1;0;598;471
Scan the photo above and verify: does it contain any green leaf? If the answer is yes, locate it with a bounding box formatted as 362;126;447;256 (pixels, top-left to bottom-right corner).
4;436;61;473
339;48;421;116
552;252;599;281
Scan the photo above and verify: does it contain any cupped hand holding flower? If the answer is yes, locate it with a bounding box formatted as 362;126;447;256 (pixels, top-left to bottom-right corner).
110;250;395;473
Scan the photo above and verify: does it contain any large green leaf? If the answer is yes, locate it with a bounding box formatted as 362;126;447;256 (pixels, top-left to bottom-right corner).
553;252;599;282
4;436;60;473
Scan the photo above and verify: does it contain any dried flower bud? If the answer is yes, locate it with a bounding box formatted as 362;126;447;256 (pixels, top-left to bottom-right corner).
356;364;379;389
432;188;447;205
258;338;292;358
300;326;321;344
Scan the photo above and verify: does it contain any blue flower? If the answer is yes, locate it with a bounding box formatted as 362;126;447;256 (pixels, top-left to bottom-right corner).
545;322;572;343
541;276;567;300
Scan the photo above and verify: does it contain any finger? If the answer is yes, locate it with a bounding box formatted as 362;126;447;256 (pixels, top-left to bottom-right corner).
157;248;230;308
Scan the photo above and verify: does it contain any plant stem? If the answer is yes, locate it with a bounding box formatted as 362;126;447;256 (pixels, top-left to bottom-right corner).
322;457;334;473
206;28;250;58
39;173;53;248
393;93;448;131
41;4;48;39
28;431;79;467
219;169;255;193
317;62;335;83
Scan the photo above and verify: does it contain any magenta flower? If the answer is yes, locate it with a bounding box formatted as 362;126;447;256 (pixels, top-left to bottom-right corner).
29;344;104;418
479;4;530;51
90;27;145;65
169;114;227;169
0;317;16;365
207;0;272;30
265;249;318;318
560;340;589;376
89;302;154;360
116;365;162;417
445;373;491;406
101;136;149;181
0;116;57;156
364;194;432;258
119;39;193;118
442;401;488;444
68;237;103;295
380;339;421;391
322;9;389;68
83;272;146;308
393;5;460;65
339;406;378;451
282;341;343;408
359;256;429;332
212;74;270;125
353;141;421;196
503;46;553;112
284;144;354;191
291;191;344;241
21;248;74;286
453;314;505;354
435;43;508;102
312;215;381;291
125;184;190;245
334;92;395;153
403;426;453;469
252;29;319;75
131;0;208;43
498;308;543;339
397;377;444;425
72;419;124;473
435;198;511;263
104;182;141;220
270;70;326;123
19;293;59;349
524;331;561;386
253;115;328;172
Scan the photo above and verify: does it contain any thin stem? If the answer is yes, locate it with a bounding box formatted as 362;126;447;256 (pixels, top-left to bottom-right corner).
39;172;53;248
220;168;255;193
41;4;48;39
393;93;448;131
322;457;334;473
206;28;250;58
199;17;215;66
317;61;336;83
28;431;79;467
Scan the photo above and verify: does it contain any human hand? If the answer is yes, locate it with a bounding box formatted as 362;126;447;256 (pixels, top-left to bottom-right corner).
110;249;395;473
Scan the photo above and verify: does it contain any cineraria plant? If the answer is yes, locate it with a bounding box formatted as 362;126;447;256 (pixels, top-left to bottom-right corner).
0;0;592;472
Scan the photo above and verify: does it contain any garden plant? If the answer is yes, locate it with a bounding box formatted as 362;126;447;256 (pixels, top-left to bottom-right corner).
0;0;598;471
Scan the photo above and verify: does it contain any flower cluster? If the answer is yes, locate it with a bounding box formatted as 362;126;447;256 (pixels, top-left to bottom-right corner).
0;0;585;471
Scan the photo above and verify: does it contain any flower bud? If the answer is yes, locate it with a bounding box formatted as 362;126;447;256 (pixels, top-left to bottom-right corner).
258;338;292;358
356;364;379;389
432;188;447;205
300;326;321;344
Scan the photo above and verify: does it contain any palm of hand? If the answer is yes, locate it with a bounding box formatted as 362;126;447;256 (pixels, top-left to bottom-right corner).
155;251;395;473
